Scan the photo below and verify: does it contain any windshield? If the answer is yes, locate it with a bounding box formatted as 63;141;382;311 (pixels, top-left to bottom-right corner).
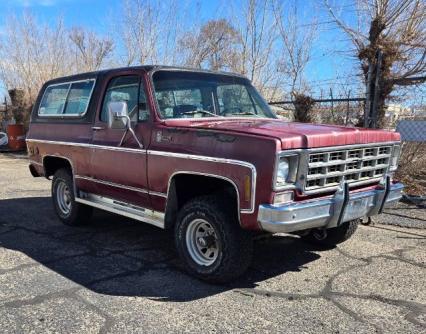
152;70;276;119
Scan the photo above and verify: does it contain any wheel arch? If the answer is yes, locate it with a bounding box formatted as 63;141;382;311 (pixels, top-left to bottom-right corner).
42;155;75;178
164;172;241;230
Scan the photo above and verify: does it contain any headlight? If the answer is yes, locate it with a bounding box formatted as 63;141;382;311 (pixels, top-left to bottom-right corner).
275;155;298;188
389;145;401;171
276;159;289;185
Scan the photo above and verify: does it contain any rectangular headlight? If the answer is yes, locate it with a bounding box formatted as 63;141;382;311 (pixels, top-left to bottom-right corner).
274;154;299;188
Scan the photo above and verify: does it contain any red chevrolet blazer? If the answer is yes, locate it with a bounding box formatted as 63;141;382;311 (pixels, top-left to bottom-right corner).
26;66;403;282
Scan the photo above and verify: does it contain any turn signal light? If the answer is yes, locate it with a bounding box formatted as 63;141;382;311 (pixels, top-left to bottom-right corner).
244;175;251;202
273;192;294;205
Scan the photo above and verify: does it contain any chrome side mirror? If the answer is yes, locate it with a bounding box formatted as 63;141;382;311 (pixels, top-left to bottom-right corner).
107;101;143;148
108;101;129;129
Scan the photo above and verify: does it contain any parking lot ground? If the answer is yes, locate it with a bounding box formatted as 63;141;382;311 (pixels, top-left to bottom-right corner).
0;153;425;333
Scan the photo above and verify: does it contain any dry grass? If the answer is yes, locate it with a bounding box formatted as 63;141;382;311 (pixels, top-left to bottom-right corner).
395;142;426;196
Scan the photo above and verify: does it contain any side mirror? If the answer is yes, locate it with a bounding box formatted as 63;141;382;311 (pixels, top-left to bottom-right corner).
108;101;129;129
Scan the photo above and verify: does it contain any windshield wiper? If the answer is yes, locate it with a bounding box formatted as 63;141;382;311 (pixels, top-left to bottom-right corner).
229;111;261;117
182;110;224;117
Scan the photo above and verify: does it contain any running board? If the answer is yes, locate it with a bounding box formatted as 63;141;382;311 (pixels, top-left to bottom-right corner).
76;192;165;229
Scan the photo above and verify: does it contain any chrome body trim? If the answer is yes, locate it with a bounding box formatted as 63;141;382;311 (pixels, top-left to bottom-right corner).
75;175;167;198
306;141;400;152
149;191;168;198
76;192;165;229
28;160;43;167
166;171;245;219
42;154;77;195
75;175;149;194
26;139;257;212
27;139;145;154
258;180;404;234
37;78;96;118
149;151;257;213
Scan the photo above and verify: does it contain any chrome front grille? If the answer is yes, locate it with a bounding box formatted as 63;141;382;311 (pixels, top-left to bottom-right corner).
305;145;392;191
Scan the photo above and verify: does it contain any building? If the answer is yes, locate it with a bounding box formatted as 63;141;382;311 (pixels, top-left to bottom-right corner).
385;104;412;123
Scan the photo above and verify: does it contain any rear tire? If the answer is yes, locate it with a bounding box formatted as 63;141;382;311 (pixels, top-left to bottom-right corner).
301;219;360;247
52;168;93;226
175;195;253;284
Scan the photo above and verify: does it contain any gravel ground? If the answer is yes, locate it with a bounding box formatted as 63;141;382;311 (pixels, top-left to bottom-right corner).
0;153;425;333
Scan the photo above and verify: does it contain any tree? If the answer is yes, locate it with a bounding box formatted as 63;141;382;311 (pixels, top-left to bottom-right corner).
0;13;113;123
69;28;114;72
117;0;185;66
325;0;426;128
179;19;240;71
273;0;317;99
293;93;317;122
0;14;70;105
232;0;281;99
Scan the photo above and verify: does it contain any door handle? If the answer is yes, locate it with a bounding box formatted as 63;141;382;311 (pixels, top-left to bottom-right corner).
92;126;104;131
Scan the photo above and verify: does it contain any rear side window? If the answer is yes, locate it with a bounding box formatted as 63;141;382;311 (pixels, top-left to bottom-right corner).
38;83;70;115
38;79;95;116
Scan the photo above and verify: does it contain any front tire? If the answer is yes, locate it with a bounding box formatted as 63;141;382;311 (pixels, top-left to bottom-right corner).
301;219;360;247
175;195;253;283
52;168;93;226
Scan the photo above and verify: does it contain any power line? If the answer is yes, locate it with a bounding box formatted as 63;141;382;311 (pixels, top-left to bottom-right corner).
269;97;366;105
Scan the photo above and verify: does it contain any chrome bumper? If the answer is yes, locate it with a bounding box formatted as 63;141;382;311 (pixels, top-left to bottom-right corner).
258;178;404;234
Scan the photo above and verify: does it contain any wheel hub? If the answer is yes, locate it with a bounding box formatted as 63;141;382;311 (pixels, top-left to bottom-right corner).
56;180;72;215
197;235;215;248
186;219;220;266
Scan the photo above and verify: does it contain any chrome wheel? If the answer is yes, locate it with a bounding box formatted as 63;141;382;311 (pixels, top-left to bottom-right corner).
186;219;220;266
56;181;72;216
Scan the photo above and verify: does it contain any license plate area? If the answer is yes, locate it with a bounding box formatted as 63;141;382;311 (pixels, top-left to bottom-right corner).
343;196;373;222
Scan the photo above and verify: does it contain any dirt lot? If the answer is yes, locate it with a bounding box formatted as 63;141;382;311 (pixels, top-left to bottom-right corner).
0;153;425;333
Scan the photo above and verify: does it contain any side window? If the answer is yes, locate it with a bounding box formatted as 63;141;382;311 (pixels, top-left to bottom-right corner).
39;83;70;115
38;80;95;116
101;76;139;122
63;81;95;115
138;81;150;121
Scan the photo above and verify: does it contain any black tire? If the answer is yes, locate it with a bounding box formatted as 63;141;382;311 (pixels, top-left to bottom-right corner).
175;195;253;284
52;168;93;226
301;219;360;247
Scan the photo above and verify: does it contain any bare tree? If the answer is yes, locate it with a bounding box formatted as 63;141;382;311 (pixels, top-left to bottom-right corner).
232;0;281;99
0;12;113;117
325;0;426;127
0;14;71;104
179;19;240;70
117;0;187;66
273;0;318;99
69;28;114;72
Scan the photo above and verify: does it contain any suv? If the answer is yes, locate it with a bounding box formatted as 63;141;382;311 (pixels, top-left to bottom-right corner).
27;66;403;283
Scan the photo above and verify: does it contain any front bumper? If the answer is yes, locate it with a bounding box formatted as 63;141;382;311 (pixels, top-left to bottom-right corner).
258;178;404;234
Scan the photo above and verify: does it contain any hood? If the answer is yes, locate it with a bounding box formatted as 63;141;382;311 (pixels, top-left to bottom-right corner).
163;118;400;149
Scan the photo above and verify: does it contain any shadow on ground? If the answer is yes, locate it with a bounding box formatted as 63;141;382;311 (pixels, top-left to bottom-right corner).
0;197;321;301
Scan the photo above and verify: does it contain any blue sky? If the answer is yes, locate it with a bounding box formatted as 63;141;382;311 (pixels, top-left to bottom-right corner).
0;0;360;101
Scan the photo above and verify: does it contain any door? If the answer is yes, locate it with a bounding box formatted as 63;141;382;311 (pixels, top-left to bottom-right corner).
89;73;151;208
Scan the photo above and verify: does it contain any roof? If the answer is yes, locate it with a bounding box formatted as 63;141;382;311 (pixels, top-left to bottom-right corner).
44;65;247;86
